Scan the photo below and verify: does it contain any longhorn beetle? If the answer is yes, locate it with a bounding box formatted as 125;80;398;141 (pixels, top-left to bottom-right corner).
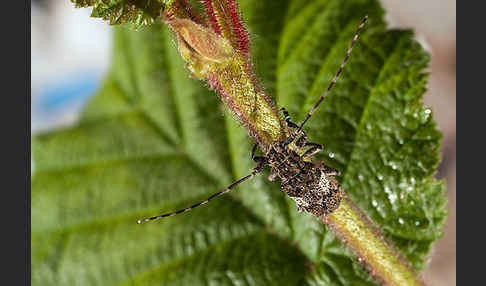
137;16;369;224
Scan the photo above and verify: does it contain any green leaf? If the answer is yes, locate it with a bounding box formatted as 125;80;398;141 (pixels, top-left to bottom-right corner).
71;0;175;29
33;0;447;285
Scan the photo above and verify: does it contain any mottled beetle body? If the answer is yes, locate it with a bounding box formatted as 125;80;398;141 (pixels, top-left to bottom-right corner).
264;140;342;217
137;16;368;224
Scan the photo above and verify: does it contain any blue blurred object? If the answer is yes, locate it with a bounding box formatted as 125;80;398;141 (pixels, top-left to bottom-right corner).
31;70;105;132
39;73;99;111
31;0;111;132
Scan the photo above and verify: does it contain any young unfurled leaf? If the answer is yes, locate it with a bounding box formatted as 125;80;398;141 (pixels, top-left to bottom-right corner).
168;18;234;77
33;0;446;285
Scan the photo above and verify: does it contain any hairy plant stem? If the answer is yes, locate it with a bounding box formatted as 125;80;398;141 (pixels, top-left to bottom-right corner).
324;198;424;286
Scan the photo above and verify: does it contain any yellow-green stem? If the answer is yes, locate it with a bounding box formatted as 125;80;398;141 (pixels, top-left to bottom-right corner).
324;198;424;286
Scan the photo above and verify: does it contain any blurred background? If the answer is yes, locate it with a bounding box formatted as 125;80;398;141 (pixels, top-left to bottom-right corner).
31;0;112;132
31;0;456;285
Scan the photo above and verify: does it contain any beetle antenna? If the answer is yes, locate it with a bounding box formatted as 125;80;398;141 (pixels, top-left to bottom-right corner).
137;164;264;223
296;16;368;134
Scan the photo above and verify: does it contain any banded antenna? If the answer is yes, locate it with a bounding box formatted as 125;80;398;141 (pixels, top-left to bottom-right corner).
137;164;263;223
290;16;369;143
